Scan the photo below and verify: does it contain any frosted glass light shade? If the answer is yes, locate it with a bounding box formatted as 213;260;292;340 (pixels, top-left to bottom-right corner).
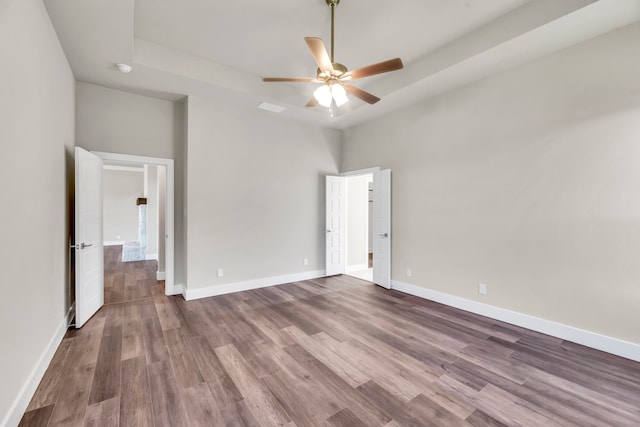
332;84;348;106
314;84;332;107
314;83;350;108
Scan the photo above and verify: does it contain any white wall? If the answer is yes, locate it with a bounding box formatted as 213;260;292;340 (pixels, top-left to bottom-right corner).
75;83;186;285
0;0;75;424
346;175;369;269
342;23;640;345
186;96;341;291
103;168;144;243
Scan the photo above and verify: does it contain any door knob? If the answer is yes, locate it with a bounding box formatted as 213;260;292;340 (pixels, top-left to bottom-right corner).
378;233;388;238
80;243;93;249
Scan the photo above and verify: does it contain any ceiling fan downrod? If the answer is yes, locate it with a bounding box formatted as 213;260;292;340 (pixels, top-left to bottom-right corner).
327;0;339;63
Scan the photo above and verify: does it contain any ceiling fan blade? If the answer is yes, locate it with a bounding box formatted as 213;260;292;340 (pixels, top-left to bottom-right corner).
343;84;381;104
262;77;317;82
305;37;334;72
344;58;403;80
305;97;319;107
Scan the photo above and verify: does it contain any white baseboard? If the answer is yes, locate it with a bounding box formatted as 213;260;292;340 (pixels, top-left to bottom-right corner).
2;311;70;427
391;280;640;363
156;271;166;281
145;253;158;261
165;283;184;297
103;240;124;246
346;263;368;273
184;270;326;301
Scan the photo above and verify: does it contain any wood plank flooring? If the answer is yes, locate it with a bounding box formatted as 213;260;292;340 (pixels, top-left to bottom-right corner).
20;246;640;426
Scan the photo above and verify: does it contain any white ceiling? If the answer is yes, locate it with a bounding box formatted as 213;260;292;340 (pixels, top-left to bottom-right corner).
44;0;640;130
133;0;529;78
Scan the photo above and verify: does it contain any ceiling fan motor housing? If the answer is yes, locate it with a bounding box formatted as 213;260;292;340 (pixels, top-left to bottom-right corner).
317;63;348;80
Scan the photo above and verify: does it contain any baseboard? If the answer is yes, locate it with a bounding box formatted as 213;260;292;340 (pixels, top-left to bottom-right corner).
2;313;70;427
145;253;158;261
156;271;166;281
103;240;124;246
391;280;640;363
184;270;326;301
166;283;184;297
346;263;368;273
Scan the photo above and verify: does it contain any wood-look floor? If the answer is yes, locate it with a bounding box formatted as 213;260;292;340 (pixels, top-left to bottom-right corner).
20;246;640;426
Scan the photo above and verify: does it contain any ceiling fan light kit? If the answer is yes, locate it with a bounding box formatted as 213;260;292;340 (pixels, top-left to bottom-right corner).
314;82;348;107
262;0;403;112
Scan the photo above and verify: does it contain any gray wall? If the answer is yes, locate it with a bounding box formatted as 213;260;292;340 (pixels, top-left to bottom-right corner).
76;83;179;159
103;169;144;243
157;166;167;273
0;0;75;422
145;165;159;259
76;83;186;285
186;96;341;289
341;23;640;345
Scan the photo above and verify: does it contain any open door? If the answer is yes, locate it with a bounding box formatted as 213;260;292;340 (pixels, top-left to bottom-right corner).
372;169;391;288
325;175;346;276
74;147;104;328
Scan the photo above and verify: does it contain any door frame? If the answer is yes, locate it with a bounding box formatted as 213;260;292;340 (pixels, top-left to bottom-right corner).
341;167;381;177
93;151;178;296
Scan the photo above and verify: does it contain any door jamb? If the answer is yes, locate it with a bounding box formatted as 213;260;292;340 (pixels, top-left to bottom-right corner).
340;167;380;177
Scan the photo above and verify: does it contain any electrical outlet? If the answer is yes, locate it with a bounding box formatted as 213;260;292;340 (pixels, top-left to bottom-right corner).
217;268;224;278
303;258;308;266
479;283;487;295
406;268;412;277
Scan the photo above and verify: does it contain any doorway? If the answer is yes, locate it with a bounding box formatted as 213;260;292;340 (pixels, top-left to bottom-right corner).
345;173;373;282
102;164;150;262
326;167;391;288
94;151;176;295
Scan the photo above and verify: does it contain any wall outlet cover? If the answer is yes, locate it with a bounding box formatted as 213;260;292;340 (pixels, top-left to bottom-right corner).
479;283;487;295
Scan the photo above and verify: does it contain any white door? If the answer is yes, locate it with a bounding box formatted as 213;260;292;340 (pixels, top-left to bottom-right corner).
325;176;346;276
74;147;104;328
373;169;391;288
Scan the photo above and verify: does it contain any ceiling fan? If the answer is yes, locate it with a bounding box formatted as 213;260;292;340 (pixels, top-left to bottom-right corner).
262;0;404;109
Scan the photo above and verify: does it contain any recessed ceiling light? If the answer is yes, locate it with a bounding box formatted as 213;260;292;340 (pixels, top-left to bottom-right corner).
257;102;285;113
116;63;132;73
